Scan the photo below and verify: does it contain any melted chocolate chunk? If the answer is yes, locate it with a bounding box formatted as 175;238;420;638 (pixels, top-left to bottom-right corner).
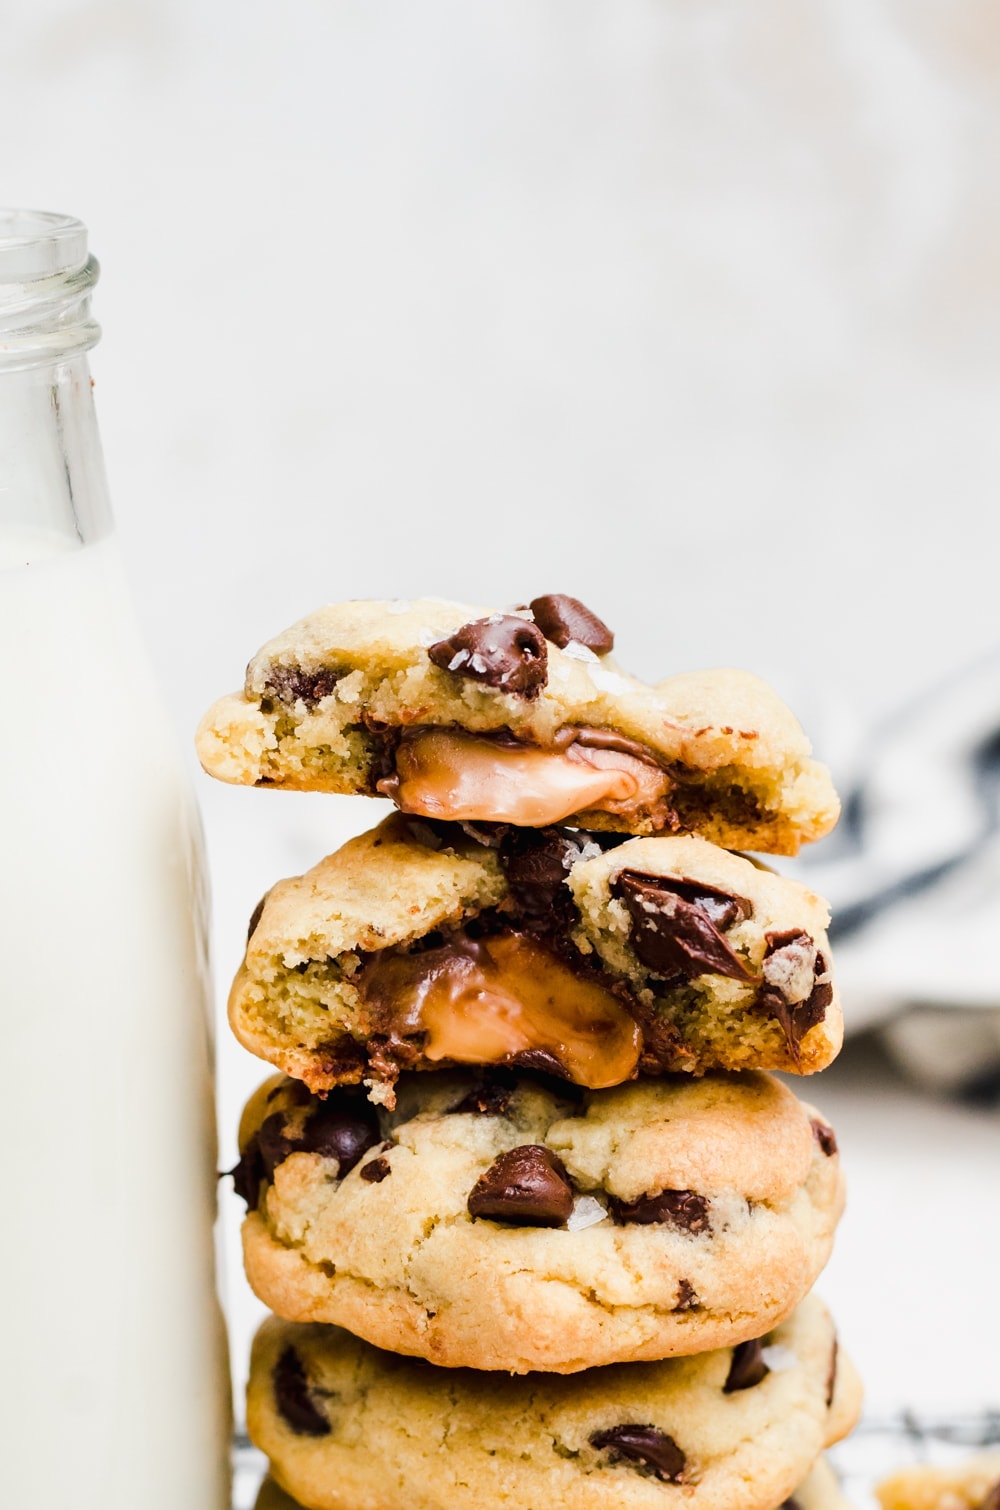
810;1117;838;1158
569;727;664;765
427;614;548;698
781;1499;803;1509
496;826;580;933
981;1480;1000;1510
467;1145;574;1226
359;1155;392;1183
612;871;756;983
528;594;614;654
230;1092;380;1209
264;665;340;707
610;1188;711;1234
589;1425;686;1483
509;1048;570;1078
247;893;268;943
272;1347;331;1437
673;1278;698;1312
362;1031;427;1092
826;1337;838;1408
627;993;692;1076
313;1037;370;1085
723;1338;770;1393
754;931;832;1061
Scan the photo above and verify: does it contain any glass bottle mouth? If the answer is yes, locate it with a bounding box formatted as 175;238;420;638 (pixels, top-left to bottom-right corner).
0;208;100;371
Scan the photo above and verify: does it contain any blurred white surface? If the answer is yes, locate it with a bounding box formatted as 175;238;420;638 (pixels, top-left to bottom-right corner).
3;0;1000;1421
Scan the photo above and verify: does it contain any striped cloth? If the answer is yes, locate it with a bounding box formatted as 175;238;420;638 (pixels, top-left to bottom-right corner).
790;650;1000;1096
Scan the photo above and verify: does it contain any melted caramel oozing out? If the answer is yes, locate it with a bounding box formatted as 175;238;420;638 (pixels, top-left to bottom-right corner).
381;728;670;827
359;930;642;1088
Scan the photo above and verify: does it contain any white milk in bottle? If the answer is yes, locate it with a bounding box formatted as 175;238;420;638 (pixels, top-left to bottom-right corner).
0;214;231;1507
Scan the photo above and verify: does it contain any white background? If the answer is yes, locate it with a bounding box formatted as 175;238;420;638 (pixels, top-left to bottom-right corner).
3;0;999;1425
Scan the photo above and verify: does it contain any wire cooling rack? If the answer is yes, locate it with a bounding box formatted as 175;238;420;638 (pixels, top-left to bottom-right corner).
829;1414;1000;1508
232;1414;1000;1508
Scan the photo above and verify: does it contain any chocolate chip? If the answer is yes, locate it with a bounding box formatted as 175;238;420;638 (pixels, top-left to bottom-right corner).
452;1076;517;1117
257;1113;299;1175
230;1092;381;1210
359;1155;392;1183
980;1480;1000;1510
780;1500;803;1509
264;665;340;707
427;614;548;698
612;871;756;983
810;1117;838;1158
826;1336;838;1408
297;1098;381;1176
272;1346;331;1437
723;1338;770;1393
610;1188;711;1234
247;893;269;943
229;1112;298;1209
589;1425;686;1483
754;931;833;1061
528;594;614;655
229;1141;265;1209
468;1145;574;1226
673;1278;698;1312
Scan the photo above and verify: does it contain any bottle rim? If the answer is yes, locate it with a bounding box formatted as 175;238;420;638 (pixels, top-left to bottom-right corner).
0;209;90;282
0;208;100;371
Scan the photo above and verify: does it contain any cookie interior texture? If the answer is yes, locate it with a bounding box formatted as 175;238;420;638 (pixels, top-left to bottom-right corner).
196;597;839;854
876;1454;1000;1510
231;1068;844;1373
229;816;842;1099
246;1293;861;1510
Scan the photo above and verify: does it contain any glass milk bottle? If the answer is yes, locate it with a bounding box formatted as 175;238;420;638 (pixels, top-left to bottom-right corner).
0;212;231;1507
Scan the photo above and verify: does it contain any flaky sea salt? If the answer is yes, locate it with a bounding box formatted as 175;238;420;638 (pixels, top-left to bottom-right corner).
565;1195;609;1232
760;1344;798;1372
386;600;412;615
589;664;632;695
562;640;598;664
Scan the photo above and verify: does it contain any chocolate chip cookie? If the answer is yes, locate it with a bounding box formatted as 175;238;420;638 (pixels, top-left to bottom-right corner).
228;815;841;1099
254;1457;849;1510
246;1293;860;1510
876;1454;1000;1509
195;595;839;853
231;1067;844;1373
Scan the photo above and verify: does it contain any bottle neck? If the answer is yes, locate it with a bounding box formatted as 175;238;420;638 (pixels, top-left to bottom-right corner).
0;210;111;565
0;355;112;562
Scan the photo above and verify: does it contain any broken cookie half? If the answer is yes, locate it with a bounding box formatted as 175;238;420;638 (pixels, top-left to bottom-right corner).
196;594;839;854
228;814;842;1102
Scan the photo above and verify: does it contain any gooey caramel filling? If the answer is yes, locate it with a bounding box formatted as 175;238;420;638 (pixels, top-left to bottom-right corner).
357;929;642;1088
378;727;671;827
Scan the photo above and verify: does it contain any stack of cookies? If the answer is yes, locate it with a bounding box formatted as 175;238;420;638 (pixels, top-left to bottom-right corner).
198;594;862;1510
